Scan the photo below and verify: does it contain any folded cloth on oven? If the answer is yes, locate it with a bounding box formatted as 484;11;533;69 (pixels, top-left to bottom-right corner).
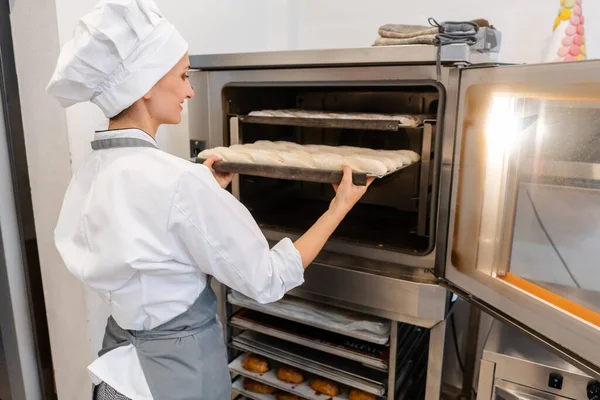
374;18;479;46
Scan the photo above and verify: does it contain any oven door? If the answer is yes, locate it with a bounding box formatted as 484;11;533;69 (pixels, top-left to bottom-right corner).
437;60;600;378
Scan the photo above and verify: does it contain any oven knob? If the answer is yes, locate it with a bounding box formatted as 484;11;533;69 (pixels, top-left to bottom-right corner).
588;380;600;400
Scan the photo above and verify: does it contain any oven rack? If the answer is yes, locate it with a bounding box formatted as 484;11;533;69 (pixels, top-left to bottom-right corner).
226;292;391;345
195;156;399;186
231;330;386;396
229;353;352;400
240;109;434;131
230;309;389;371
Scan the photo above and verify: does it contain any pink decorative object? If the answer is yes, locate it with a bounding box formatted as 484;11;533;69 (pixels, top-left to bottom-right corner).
547;0;586;62
569;44;580;56
570;15;580;25
558;46;569;57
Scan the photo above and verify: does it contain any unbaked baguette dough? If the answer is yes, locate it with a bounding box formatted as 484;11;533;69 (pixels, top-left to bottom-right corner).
346;156;388;175
200;142;419;175
279;150;317;168
311;153;346;170
231;148;285;166
198;147;254;163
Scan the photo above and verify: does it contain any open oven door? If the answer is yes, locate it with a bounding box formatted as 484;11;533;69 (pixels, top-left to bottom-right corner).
436;60;600;379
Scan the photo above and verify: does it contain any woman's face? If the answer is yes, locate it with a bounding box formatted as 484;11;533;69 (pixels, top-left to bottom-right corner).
144;53;195;125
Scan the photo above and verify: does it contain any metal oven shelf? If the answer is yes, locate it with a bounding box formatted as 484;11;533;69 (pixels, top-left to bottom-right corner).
229;353;353;400
231;330;387;396
230;309;389;371
227;292;391;345
240;109;435;131
196;157;416;186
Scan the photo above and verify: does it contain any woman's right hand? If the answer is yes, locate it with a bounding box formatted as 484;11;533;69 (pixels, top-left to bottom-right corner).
329;165;374;215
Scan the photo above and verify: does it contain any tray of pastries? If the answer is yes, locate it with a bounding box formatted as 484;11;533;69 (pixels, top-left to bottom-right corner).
230;352;380;400
197;140;420;186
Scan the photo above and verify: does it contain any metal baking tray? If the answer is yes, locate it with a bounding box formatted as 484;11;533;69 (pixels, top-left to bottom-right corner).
229;353;352;400
227;293;390;345
196;157;416;186
240;110;434;131
230;309;388;370
232;331;386;396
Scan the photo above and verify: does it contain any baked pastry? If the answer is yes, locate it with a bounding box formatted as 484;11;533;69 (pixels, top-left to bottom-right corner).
310;378;340;397
276;366;305;384
242;353;270;374
276;393;306;400
243;378;277;394
349;388;377;400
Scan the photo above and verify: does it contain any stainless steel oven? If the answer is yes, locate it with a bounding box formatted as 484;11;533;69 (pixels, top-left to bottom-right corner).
188;45;600;399
477;320;597;400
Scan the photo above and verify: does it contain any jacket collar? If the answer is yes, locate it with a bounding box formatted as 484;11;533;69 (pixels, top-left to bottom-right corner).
94;128;157;146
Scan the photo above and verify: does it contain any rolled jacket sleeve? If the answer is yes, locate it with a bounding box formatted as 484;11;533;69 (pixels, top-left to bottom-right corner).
167;165;304;304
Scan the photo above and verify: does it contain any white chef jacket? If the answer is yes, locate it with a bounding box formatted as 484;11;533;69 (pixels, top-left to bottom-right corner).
54;128;304;399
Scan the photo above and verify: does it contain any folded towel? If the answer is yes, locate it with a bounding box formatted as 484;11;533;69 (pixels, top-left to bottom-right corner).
378;24;438;39
374;35;437;46
374;18;479;47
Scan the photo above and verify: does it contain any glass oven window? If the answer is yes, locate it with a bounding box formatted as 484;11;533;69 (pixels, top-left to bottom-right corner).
454;86;600;328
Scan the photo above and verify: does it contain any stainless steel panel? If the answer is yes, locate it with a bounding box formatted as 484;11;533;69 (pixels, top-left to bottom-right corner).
494;380;573;400
440;60;600;376
190;44;493;71
290;259;447;328
425;318;447;400
0;75;42;400
388;321;398;400
477;360;496;400
187;71;209;142
481;320;592;400
418;122;434;236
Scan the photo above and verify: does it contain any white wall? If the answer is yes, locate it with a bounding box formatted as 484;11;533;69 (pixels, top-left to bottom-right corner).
9;1;92;399
282;0;599;63
11;0;599;398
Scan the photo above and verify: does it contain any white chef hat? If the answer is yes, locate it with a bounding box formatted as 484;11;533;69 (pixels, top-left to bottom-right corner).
46;0;188;118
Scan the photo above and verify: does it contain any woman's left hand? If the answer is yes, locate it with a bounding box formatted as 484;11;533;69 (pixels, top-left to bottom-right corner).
203;156;234;189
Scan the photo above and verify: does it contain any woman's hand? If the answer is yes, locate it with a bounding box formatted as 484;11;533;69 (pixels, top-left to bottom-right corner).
330;165;374;215
203;156;234;189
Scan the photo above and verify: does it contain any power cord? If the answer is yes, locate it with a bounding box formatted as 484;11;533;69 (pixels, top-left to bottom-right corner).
450;313;477;399
525;189;581;288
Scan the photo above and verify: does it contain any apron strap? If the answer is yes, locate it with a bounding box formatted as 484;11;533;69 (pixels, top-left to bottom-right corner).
91;137;158;150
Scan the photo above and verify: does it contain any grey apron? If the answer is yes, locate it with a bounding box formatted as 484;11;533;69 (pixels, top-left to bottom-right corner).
91;135;231;400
